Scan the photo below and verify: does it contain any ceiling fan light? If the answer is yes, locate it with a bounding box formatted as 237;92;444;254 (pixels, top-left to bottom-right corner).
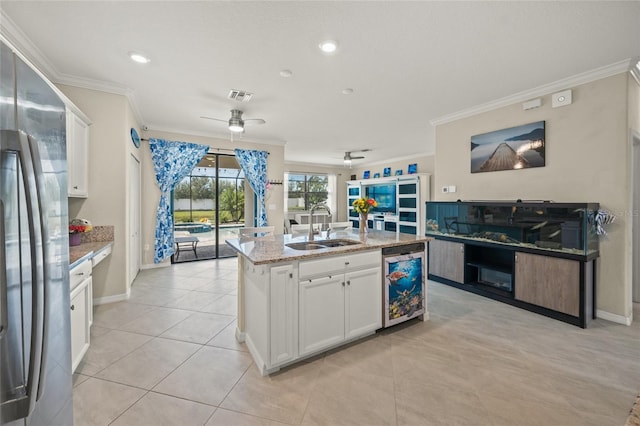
228;115;244;132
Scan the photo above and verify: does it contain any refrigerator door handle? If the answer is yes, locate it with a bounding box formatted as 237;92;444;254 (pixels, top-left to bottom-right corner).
22;133;49;405
0;199;7;338
1;130;48;419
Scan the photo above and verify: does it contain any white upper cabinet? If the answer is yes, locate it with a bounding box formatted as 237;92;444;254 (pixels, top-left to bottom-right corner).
66;107;90;198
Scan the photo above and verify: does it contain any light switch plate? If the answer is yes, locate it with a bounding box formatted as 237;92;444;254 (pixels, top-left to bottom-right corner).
441;186;449;193
448;185;457;193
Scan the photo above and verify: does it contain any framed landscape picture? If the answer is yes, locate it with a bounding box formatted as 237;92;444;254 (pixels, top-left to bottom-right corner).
471;121;545;173
395;169;403;176
373;172;381;178
408;163;417;174
383;167;391;177
363;170;370;179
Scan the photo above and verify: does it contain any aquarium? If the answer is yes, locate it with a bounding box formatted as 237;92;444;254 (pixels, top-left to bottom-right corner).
425;201;599;257
364;183;396;213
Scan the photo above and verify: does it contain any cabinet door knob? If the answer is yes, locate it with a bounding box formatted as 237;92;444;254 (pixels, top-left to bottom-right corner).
342;281;345;286
347;280;351;286
70;305;75;311
345;261;350;265
73;186;78;189
289;273;293;279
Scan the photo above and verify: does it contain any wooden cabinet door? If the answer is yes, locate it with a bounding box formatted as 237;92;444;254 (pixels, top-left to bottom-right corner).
345;267;381;339
514;252;579;316
428;239;464;284
270;264;296;366
298;275;345;356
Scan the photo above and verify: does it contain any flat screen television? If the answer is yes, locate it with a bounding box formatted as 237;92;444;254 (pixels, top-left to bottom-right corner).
365;183;396;213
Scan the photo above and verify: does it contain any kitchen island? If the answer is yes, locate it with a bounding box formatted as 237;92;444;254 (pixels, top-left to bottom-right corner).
226;229;430;375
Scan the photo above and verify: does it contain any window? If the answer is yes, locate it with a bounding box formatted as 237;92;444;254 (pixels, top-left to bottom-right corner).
285;173;329;211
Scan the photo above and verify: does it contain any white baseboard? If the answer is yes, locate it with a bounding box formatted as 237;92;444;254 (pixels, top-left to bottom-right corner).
235;327;245;342
596;309;632;326
140;262;169;270
93;290;130;306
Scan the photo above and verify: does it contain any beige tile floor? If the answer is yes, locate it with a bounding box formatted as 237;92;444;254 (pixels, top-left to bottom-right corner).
73;258;640;426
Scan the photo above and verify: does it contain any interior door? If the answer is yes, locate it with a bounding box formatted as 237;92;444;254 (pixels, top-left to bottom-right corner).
128;153;141;285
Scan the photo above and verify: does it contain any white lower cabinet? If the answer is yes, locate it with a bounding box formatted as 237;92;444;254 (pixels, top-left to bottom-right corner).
269;264;297;366
241;249;382;375
298;267;381;357
299;275;346;356
298;250;381;357
345;268;382;338
69;258;92;372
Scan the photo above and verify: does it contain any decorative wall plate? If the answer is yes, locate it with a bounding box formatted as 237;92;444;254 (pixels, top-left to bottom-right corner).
130;128;141;148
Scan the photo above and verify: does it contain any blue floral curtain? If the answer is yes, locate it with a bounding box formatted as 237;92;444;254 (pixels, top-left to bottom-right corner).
150;138;209;263
234;149;268;227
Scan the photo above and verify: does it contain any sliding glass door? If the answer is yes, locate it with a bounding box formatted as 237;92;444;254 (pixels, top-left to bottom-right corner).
172;153;245;262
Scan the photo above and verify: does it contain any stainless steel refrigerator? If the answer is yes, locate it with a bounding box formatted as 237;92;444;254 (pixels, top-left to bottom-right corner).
0;40;73;425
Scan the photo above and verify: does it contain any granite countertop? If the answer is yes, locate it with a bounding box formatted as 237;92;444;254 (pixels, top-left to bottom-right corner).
226;229;430;265
68;225;115;268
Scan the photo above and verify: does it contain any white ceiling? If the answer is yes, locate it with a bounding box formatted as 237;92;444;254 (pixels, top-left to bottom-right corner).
1;1;639;167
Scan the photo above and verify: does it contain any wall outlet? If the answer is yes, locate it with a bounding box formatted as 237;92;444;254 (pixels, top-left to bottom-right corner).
144;244;149;251
441;186;449;193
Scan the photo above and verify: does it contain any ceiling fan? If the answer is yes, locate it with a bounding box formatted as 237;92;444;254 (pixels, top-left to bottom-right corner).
344;149;371;167
200;109;265;133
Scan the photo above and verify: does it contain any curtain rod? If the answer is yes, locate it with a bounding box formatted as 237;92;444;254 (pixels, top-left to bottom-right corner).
140;138;269;155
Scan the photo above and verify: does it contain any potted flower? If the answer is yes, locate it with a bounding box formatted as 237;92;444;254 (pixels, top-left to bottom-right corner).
352;197;377;234
69;219;92;246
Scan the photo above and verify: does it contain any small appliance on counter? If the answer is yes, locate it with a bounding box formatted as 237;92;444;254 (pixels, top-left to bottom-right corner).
382;242;426;327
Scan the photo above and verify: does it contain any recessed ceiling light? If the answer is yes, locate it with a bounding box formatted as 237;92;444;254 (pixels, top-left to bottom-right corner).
319;40;338;54
280;69;293;78
129;52;150;64
342;88;354;95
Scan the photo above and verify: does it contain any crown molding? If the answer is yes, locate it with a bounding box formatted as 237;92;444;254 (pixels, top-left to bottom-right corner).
1;10;146;125
430;59;634;127
0;10;61;82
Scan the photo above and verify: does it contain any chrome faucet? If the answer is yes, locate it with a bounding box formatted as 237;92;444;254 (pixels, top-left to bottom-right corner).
309;203;331;241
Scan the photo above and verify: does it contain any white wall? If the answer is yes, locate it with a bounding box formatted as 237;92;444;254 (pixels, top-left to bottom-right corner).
434;73;632;320
60;85;133;301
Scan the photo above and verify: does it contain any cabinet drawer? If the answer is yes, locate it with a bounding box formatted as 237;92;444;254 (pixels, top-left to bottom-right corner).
70;259;92;291
299;250;381;279
92;244;112;267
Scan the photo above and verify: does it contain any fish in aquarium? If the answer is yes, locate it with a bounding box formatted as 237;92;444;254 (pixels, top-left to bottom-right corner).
530;220;548;230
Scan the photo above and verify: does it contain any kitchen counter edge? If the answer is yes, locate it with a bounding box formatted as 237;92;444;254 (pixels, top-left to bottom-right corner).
226;230;431;265
69;241;113;269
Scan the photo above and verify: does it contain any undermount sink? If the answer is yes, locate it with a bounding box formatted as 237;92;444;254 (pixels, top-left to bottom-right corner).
285;239;361;251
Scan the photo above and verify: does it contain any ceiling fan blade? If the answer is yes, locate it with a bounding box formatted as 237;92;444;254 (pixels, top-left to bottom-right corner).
244;118;266;125
200;116;227;123
350;155;365;160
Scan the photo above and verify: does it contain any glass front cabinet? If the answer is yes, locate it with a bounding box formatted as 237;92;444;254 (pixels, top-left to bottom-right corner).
425;201;599;328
